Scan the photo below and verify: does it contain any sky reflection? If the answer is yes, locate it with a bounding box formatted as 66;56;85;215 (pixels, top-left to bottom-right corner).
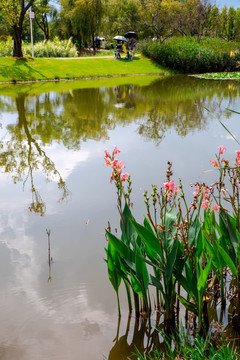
0;76;239;359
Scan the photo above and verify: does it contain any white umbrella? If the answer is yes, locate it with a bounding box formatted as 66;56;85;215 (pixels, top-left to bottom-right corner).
113;36;127;42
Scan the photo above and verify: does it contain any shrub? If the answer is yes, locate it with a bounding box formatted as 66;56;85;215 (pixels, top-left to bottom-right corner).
139;36;239;74
0;36;14;56
0;37;78;58
24;37;78;58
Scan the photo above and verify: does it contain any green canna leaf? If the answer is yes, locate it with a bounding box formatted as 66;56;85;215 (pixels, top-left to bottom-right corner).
130;219;162;257
130;272;144;297
166;241;179;282
143;217;155;234
177;294;198;315
106;230;132;261
218;245;237;277
136;246;149;293
197;259;212;295
120;202;137;246
149;274;165;296
106;248;122;293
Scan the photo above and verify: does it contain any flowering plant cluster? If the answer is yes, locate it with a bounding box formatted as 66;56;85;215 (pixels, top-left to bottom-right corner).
104;144;240;339
104;146;130;208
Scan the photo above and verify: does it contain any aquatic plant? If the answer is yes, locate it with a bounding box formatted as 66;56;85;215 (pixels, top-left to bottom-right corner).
135;326;239;360
104;144;240;335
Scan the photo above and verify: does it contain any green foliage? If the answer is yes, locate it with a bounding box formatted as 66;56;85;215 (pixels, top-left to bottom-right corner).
104;143;240;334
25;38;78;57
0;37;78;57
0;36;14;56
135;328;239;359
140;36;239;74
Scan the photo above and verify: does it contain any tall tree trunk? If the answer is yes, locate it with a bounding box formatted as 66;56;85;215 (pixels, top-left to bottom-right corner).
12;25;23;58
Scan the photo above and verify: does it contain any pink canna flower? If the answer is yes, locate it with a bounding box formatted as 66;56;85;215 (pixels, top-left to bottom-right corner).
111;159;119;168
195;186;201;193
117;160;125;170
212;203;219;211
105;158;111;166
201;200;209;210
218;145;226;154
104;149;111;159
236;150;240;165
113;145;120;155
163;179;178;192
210;160;218;167
121;173;129;182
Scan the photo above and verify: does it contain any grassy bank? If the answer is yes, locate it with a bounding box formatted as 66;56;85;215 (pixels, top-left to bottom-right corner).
0;56;171;83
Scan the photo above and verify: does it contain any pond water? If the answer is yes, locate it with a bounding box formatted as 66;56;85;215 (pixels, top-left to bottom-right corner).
0;75;239;360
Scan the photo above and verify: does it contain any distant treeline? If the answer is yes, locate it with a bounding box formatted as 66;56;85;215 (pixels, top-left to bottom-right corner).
0;0;240;57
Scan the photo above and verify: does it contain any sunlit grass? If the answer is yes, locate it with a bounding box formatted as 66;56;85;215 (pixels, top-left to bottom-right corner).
0;56;171;83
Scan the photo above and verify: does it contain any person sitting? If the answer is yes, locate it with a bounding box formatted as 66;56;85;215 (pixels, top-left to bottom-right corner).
122;41;126;53
126;51;132;61
114;40;123;58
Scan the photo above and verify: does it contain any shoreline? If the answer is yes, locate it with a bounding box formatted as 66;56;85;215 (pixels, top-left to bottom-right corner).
0;72;167;85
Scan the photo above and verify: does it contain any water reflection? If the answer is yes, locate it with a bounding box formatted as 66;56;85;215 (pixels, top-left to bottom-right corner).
0;76;238;151
0;76;239;359
0;76;238;214
0;94;70;215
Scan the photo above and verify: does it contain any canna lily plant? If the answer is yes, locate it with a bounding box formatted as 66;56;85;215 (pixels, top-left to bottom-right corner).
104;144;240;334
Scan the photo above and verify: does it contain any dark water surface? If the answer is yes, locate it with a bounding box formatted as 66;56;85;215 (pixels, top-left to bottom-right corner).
0;75;239;359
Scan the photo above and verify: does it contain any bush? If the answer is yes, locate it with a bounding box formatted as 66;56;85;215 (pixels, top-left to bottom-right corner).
139;36;239;74
0;36;14;56
24;38;78;58
0;37;78;58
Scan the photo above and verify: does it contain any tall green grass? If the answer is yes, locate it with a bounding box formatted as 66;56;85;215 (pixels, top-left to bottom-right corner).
139;36;239;73
135;328;239;360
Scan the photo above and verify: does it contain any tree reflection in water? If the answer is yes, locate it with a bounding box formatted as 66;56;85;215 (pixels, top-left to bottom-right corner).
0;94;70;215
0;75;238;216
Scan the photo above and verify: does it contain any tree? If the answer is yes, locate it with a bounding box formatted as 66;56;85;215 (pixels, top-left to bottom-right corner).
233;8;240;41
104;0;141;38
0;0;35;57
208;5;220;37
33;0;53;40
226;6;236;41
220;5;228;39
181;0;211;38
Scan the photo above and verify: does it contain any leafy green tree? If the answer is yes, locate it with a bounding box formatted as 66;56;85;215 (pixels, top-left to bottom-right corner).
0;8;12;39
0;0;35;57
226;6;236;41
220;5;228;39
33;0;53;40
104;0;141;38
181;0;211;38
58;0;103;52
208;5;220;37
233;8;240;41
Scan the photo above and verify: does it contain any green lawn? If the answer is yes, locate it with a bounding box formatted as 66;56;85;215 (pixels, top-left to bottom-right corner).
0;55;171;83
